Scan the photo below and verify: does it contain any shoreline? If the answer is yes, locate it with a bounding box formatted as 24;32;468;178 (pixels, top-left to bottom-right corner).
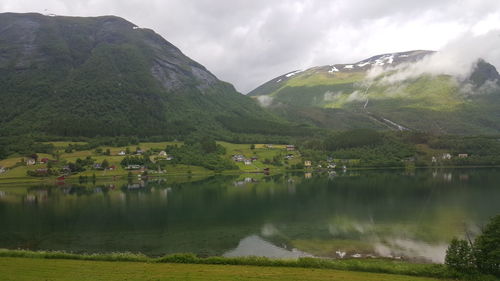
1;165;499;186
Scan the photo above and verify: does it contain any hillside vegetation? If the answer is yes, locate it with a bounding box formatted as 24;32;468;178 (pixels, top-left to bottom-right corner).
249;51;500;134
0;13;308;139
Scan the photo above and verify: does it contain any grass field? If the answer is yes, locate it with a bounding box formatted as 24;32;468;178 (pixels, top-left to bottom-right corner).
0;257;444;281
0;141;301;182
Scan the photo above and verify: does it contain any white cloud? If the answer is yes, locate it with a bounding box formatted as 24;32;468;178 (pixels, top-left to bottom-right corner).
256;95;274;107
366;30;500;84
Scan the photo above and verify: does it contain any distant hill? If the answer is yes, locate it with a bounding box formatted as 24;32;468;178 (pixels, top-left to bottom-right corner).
249;50;500;134
0;13;304;138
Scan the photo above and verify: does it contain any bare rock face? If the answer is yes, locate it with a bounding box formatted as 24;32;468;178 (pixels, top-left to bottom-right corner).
0;14;42;68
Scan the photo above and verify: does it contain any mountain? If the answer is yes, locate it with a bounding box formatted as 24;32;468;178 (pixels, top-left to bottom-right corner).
249;50;500;134
0;13;302;138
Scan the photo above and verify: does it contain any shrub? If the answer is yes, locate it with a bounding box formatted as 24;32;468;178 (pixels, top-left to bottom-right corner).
474;215;500;276
445;215;500;277
445;238;474;273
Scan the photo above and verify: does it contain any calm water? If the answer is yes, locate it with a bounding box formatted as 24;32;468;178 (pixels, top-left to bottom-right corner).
0;169;499;263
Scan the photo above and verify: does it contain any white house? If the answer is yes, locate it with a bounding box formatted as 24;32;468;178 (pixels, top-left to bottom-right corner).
442;153;452;160
118;151;126;156
244;159;252;165
232;154;245;162
0;166;5;174
26;158;36;165
158;151;167;157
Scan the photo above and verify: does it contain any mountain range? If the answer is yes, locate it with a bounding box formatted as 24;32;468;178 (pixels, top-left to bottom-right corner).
1;13;500;138
249;50;500;134
0;13;304;138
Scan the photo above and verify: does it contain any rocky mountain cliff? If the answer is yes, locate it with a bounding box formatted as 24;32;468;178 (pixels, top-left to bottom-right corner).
0;13;289;138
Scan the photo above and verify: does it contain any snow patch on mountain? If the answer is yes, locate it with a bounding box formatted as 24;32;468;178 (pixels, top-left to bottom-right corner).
328;66;339;73
285;70;303;77
357;62;371;67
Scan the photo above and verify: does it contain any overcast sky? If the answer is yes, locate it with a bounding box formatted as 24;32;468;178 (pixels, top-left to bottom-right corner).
1;0;500;93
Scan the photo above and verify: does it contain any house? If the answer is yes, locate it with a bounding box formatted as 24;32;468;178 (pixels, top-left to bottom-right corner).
135;149;144;155
158;151;167;157
108;165;116;171
304;160;312;167
458;154;469;158
286;145;295;151
61;165;71;173
432;156;437;163
244;159;252;165
93;163;103;170
118;151;126;156
35;168;49;175
0;166;6;174
232;154;245;162
25;158;36;165
40;158;49;164
166;156;174;161
327;164;336;169
251;156;258;161
285;154;294;160
442;153;452;160
126;165;142;170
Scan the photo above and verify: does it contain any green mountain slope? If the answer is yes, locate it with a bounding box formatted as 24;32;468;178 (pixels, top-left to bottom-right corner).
249;51;500;134
0;13;302;138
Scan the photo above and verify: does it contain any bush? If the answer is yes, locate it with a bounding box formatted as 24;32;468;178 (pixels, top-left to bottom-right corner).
474;215;500;276
445;238;474;273
445;215;500;277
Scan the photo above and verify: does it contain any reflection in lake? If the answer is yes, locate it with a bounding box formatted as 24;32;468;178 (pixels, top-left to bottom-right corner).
0;168;499;263
224;235;312;259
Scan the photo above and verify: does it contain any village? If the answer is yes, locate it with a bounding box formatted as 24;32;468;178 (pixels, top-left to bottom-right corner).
0;139;473;183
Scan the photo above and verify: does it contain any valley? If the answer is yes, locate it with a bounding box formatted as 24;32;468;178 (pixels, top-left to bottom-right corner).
0;10;499;281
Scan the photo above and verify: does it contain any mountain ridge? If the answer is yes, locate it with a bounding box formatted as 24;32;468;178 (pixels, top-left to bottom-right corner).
0;12;304;139
248;50;500;134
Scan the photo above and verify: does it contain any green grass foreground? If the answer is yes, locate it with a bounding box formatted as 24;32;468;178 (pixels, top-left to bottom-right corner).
0;249;455;280
0;256;446;281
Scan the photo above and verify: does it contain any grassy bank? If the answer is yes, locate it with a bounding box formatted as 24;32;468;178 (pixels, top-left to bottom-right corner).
0;256;446;281
0;249;454;279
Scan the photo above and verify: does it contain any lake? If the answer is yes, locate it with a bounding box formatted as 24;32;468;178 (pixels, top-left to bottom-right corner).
0;168;499;263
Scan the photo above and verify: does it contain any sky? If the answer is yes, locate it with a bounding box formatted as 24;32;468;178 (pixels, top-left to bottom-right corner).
1;0;500;93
